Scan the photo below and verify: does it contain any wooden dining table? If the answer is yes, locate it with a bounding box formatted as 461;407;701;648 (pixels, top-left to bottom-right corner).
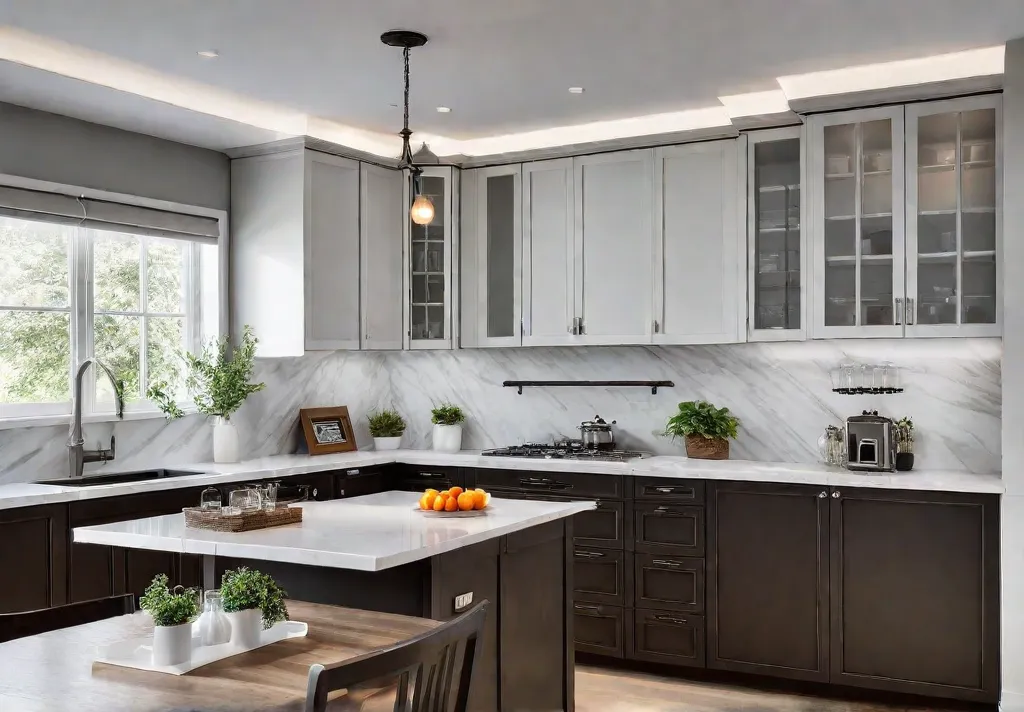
0;600;438;712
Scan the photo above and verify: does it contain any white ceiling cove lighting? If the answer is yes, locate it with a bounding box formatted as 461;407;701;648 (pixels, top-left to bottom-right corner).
777;45;1004;99
568;87;585;94
718;90;791;118
197;50;219;59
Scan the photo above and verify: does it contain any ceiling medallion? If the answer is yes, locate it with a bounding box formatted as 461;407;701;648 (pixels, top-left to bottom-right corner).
381;30;434;226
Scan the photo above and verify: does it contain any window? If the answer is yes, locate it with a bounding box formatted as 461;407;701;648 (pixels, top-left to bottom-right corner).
0;215;220;420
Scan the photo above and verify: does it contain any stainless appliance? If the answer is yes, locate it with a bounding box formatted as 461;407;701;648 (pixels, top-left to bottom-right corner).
845;411;895;472
578;415;616;451
481;441;643;463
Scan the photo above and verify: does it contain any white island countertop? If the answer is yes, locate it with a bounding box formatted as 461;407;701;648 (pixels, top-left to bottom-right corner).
1;449;1003;511
73;491;594;572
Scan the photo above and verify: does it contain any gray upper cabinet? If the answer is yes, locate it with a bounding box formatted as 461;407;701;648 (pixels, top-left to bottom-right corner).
461;165;522;348
361;162;405;350
231;149;403;356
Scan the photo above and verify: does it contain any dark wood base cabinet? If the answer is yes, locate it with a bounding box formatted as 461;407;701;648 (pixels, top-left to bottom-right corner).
0;504;68;612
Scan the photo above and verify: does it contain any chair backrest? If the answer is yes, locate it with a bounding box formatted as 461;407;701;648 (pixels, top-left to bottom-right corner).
305;600;489;712
0;594;136;644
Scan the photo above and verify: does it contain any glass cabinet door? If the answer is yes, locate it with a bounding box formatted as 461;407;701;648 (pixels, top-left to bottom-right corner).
476;166;521;345
813;107;904;336
907;97;999;334
749;129;802;338
408;166;454;348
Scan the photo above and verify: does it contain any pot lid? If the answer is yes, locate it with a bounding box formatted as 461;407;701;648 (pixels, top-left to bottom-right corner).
580;415;616;430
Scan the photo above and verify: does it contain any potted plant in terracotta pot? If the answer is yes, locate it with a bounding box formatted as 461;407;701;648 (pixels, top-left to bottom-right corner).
664;400;739;460
148;325;266;464
894;416;914;471
140;574;200;666
368;408;407;451
430;403;466;453
220;567;289;649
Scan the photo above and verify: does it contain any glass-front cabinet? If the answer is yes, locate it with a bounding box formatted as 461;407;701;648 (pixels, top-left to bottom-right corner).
748;127;805;340
459;165;522;347
906;95;1000;336
406;166;456;349
809;106;906;338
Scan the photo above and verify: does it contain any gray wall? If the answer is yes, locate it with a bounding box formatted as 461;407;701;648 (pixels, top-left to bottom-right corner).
0;102;229;210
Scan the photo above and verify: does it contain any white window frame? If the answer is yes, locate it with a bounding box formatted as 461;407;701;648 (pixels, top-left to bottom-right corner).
0;173;227;428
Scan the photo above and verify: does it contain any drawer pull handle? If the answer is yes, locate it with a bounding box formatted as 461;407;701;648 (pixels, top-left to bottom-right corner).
652;559;681;568
652;486;693;496
654;614;688;625
346;469;360;476
574;604;600;612
574;551;605;559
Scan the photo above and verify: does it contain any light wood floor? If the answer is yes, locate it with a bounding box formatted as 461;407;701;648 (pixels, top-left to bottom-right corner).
574;665;957;712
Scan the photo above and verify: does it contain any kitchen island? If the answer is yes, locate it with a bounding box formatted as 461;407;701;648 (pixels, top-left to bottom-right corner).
74;491;595;712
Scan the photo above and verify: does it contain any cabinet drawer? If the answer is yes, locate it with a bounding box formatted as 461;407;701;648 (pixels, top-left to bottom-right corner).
492;492;625;549
472;469;623;499
634;553;704;613
573;547;626;606
634;477;705;504
634;503;705;556
573;603;624;658
334;467;388;499
631;609;705;668
395;466;465;492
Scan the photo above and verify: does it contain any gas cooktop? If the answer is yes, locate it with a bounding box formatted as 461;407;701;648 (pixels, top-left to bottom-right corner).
481;442;645;462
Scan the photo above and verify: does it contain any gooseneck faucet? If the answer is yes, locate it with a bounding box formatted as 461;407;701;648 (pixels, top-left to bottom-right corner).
68;358;124;478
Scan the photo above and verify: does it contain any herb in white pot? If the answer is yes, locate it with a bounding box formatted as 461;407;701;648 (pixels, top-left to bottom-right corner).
430;403;466;453
220;567;288;649
367;408;406;451
140;574;200;666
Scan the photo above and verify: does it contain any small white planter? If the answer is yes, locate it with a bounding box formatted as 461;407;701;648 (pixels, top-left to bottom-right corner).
373;436;403;451
213;416;239;464
152;622;192;666
432;424;463;453
226;608;263;648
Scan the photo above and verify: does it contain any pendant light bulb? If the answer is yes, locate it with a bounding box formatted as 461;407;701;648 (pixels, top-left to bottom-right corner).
410;194;435;225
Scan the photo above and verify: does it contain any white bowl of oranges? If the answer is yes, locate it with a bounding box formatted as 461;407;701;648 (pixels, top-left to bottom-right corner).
417;487;491;517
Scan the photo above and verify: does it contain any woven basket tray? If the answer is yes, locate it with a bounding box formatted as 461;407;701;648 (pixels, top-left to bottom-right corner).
183;505;303;532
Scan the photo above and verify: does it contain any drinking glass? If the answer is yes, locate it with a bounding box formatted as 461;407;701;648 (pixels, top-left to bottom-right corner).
200;487;222;510
228;487;261;512
261;481;280;510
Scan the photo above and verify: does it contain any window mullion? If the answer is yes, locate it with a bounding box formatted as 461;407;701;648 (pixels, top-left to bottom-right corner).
75;227;94;416
140;237;149;400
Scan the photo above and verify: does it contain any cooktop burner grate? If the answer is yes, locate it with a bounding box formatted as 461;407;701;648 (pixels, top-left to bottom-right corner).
481;443;645;462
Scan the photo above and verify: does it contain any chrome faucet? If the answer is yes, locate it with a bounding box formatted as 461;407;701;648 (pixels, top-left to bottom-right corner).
68;358;124;478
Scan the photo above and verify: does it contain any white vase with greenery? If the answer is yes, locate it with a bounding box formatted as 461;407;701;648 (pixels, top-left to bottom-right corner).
431;403;466;453
148;325;266;464
220;567;289;649
140;574;199;667
368;408;406;451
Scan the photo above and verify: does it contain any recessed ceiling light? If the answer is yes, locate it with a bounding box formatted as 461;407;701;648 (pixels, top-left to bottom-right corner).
197;50;219;59
436;106;451;113
568;87;585;94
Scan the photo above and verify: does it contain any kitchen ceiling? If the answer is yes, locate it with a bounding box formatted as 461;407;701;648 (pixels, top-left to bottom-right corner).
1;0;1023;151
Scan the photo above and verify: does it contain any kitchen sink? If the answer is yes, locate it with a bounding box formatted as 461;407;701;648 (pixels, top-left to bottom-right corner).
35;469;203;487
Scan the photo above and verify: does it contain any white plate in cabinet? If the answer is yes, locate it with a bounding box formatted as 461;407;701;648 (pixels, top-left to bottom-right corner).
653;140;744;345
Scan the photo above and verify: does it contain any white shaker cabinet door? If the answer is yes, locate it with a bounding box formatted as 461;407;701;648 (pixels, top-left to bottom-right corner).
304;152;361;350
360;163;405;350
522;158;577;346
574;150;654;345
653;140;744;344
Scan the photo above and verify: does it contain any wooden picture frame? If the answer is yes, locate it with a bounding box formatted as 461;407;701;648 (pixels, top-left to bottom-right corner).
299;406;358;455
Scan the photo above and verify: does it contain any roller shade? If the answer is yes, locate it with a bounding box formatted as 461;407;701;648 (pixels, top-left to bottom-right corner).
0;185;220;243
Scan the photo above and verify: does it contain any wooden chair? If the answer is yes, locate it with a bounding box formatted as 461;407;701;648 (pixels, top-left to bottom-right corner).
0;594;136;644
305;601;489;712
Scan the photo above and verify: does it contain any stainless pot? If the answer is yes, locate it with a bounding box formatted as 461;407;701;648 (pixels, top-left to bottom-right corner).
579;415;616;451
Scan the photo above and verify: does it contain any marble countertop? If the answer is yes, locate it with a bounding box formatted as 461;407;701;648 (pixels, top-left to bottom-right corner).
0;449;1003;511
72;491;594;572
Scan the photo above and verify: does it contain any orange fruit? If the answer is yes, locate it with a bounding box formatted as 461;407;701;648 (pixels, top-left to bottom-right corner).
440;489;450;498
433;494;447;511
444;496;459;512
424;488;439;497
472;490;490;510
448;486;464;498
457;492;475;511
421;492;438;510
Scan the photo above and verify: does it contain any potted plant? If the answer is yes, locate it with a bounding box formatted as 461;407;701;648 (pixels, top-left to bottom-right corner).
664;400;739;460
430;403;466;453
148;325;266;464
140;574;200;666
894;416;914;471
220;567;289;648
367;408;407;451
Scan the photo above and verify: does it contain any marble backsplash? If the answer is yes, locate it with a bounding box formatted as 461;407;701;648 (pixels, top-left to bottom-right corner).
0;338;1001;484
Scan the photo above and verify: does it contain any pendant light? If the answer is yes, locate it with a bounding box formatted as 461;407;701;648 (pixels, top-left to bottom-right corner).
381;30;434;226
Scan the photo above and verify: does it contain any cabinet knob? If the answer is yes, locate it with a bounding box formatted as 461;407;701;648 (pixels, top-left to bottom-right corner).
832;491;841;499
312;488;319;499
818;491;827;498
